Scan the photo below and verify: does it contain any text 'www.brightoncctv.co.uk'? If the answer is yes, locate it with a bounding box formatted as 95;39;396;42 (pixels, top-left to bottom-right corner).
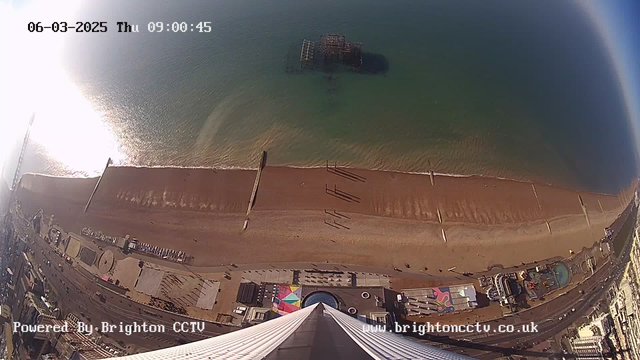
363;321;540;336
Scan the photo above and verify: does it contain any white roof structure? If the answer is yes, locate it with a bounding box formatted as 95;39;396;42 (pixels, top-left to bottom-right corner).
450;284;478;308
107;303;472;360
195;280;220;310
134;268;165;296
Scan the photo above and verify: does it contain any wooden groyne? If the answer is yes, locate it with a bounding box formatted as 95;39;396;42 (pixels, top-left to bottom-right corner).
84;158;111;213
244;151;267;228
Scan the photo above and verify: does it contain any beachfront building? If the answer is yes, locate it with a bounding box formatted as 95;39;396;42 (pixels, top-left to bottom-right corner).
105;303;471;360
239;282;391;328
0;304;10;323
606;223;640;360
400;284;478;317
235;270;392;326
570;336;609;359
576;314;613;339
14;292;57;358
494;273;519;307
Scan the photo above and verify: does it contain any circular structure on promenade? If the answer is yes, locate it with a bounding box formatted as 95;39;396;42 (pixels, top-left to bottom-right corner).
302;291;339;309
97;250;115;273
554;262;570;286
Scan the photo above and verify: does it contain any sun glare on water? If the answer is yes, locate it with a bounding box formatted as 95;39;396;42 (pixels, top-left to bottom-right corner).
1;0;125;177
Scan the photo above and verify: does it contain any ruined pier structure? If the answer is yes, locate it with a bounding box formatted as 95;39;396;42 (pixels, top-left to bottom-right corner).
300;34;363;71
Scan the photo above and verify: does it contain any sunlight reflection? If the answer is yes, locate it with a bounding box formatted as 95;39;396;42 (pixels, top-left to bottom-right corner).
2;0;126;176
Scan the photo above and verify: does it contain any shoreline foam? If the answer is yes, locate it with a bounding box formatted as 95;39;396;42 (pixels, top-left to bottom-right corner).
24;162;631;197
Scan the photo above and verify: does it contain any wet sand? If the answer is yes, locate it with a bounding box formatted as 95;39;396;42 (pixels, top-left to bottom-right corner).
15;166;636;272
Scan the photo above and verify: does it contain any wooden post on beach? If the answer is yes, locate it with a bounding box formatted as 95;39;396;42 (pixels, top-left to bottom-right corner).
441;228;447;242
430;170;435;186
244;151;267;230
545;220;552;234
578;195;591;229
246;151;267;217
531;182;551;234
530;183;543;212
84;158;111;213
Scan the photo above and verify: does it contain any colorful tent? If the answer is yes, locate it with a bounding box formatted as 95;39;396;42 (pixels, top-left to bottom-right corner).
272;284;302;315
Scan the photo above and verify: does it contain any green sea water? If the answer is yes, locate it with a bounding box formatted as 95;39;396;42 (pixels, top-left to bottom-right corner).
55;0;635;193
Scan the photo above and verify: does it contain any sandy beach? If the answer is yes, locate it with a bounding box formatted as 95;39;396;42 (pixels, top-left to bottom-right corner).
15;165;636;273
